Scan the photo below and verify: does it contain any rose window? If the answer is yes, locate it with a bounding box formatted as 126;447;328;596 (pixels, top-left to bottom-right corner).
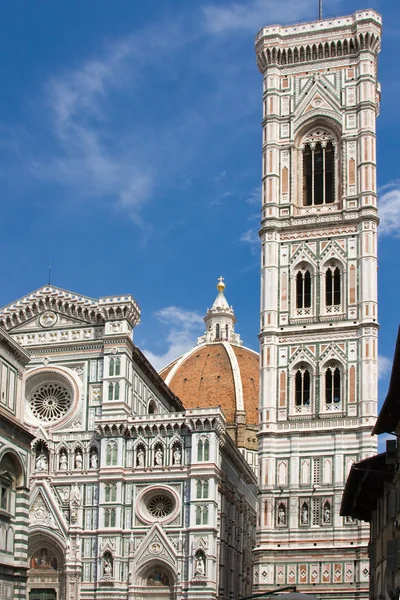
146;494;174;519
30;382;72;422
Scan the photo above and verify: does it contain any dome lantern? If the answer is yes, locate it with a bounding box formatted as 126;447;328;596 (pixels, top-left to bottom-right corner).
197;278;242;346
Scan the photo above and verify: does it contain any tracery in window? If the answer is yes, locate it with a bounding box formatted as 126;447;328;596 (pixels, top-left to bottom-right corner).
295;368;311;406
325;266;341;306
104;508;116;527
198;438;210;462
296;269;311;309
302;130;335;206
325;365;341;405
106;442;118;466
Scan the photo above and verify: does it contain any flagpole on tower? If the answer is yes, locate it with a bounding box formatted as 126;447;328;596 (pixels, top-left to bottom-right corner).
319;0;323;20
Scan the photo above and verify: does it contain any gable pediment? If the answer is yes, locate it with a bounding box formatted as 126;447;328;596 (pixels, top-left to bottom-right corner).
134;523;177;569
29;484;68;537
0;285;141;333
294;80;341;131
11;312;89;333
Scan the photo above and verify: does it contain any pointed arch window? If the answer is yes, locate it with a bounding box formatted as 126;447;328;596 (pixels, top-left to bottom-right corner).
106;442;118;466
295;368;311;406
302;130;336;206
296;270;311;309
115;358;121;376
197;438;210;462
109;358;115;377
215;324;220;340
325;266;341;306
325;366;341;405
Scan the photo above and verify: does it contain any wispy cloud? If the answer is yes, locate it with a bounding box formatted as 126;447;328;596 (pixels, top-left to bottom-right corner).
202;0;330;34
240;227;259;254
143;306;204;372
379;354;392;380
246;186;261;205
379;181;400;238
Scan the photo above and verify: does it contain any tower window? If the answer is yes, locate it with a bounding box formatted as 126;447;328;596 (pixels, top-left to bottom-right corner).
326;266;341;306
325;366;341;404
216;323;220;339
302;133;335;206
295;368;311;406
296;270;311;308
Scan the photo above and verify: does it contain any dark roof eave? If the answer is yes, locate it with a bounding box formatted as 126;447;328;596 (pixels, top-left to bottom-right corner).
373;326;400;435
340;452;394;520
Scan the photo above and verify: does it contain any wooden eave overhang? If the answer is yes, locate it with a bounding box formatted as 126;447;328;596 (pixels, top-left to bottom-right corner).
340;452;394;522
373;326;400;435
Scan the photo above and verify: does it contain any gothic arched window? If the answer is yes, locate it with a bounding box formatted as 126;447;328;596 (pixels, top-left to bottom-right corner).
106;442;118;466
302;130;335;206
325;366;341;404
215;324;220;339
109;358;115;377
115;358;121;376
325;266;341;306
295;368;311;406
296;270;311;309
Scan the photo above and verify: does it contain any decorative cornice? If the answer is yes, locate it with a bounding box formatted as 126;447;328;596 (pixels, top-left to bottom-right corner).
0;285;141;332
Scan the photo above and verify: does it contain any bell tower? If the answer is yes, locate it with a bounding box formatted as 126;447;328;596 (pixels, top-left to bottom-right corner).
254;10;381;598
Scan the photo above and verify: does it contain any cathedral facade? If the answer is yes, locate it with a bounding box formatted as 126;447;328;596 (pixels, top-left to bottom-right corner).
254;9;381;599
0;287;256;600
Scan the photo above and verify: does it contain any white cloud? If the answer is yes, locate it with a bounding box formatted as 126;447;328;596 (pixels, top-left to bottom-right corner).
240;228;259;254
143;306;204;372
379;354;392;380
246;186;261;205
379;181;400;238
202;0;332;34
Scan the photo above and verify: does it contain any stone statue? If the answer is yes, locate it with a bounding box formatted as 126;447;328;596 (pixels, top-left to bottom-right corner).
155;448;163;466
90;452;98;469
70;484;82;504
59;453;68;471
36;452;48;472
301;505;308;524
75;451;83;470
103;557;113;578
173;447;181;465
278;505;286;525
324;505;331;523
195;554;205;577
137;448;145;467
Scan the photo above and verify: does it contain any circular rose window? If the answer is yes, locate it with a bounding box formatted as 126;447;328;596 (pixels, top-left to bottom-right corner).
147;495;174;519
30;382;72;422
136;486;180;525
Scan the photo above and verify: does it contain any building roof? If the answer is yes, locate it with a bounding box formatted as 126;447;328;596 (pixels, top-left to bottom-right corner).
373;326;400;435
340;453;393;522
160;279;259;430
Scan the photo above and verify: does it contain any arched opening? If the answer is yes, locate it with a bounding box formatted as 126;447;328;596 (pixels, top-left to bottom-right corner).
27;534;65;600
136;563;176;599
300;128;338;208
325;265;341;307
296;269;312;309
148;399;157;414
325;365;341;406
295;368;311;406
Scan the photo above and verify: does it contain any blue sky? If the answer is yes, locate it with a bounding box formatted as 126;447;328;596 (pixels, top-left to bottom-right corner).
0;0;399;428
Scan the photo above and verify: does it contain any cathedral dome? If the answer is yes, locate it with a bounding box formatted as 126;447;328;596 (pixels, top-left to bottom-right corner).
160;278;259;466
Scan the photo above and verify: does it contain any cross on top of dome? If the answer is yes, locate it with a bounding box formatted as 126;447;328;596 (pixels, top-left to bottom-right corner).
197;278;242;346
